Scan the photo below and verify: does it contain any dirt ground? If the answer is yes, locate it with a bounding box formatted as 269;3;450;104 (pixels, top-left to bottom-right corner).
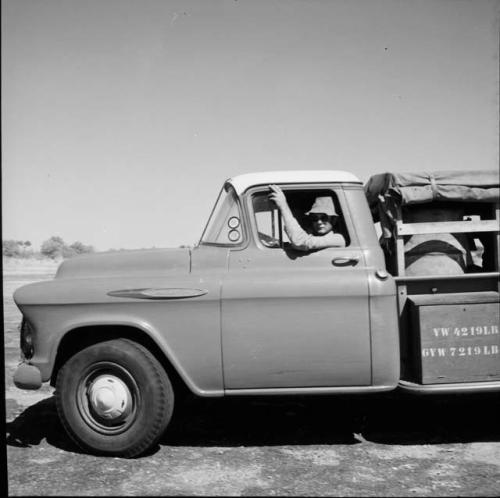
4;261;500;496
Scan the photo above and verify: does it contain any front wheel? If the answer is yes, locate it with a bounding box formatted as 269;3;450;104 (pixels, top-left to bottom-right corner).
55;338;174;458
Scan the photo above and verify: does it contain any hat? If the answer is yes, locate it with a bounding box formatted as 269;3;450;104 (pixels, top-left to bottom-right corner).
306;196;338;217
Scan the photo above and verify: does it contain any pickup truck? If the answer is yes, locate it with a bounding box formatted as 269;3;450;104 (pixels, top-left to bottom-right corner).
13;170;500;457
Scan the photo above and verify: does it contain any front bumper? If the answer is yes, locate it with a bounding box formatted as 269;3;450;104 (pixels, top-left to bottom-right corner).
13;362;42;390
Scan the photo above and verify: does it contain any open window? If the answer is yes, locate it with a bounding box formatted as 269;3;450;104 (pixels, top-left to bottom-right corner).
252;188;350;249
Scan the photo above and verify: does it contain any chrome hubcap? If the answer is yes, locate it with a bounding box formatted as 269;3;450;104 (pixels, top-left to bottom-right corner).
88;375;132;421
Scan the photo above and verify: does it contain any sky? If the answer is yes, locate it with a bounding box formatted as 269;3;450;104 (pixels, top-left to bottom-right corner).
2;0;499;251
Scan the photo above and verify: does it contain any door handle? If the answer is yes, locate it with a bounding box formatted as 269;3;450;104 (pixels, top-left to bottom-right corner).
332;256;360;267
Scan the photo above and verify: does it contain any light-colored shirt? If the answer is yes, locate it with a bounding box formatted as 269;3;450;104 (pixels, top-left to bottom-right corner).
281;210;346;251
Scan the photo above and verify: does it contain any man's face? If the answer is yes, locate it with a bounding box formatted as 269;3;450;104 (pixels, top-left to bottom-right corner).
310;213;334;235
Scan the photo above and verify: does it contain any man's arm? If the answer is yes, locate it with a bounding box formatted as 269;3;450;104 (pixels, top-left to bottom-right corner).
268;185;345;251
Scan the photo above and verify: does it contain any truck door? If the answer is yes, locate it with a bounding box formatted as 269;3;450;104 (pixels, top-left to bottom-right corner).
221;186;372;390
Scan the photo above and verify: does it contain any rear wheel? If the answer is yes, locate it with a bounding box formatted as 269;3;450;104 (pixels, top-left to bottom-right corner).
55;338;173;457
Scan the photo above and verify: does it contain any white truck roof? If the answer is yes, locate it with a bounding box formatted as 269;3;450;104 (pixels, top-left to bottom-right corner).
227;170;362;194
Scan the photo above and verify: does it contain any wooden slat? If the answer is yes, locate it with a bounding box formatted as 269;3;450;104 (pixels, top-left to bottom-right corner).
395;272;500;283
394;203;405;276
396;236;405;276
408;291;499;306
397;219;499;236
495;206;500;288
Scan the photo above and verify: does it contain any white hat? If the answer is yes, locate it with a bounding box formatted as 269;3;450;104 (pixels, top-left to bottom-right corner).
306;196;338;217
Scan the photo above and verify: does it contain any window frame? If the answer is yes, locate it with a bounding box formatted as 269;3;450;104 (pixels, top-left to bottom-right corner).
246;184;356;251
198;183;248;248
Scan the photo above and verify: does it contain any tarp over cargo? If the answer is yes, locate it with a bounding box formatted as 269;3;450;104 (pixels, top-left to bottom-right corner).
364;170;500;251
365;170;499;223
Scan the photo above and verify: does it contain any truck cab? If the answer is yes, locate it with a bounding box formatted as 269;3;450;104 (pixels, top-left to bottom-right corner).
198;170;400;393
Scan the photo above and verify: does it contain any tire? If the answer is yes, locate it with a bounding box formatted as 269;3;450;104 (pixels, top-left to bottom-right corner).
55;338;174;458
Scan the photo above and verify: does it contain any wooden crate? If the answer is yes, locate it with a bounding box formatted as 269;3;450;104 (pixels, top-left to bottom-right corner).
393;202;500;277
409;292;500;384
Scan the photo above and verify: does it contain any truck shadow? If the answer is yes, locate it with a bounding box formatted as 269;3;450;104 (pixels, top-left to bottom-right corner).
165;394;500;447
6;393;500;455
6;397;78;453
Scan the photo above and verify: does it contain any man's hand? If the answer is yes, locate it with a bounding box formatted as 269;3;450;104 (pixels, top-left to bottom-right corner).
268;184;287;209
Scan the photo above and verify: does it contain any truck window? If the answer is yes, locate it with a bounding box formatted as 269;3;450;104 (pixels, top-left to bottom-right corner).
200;186;244;246
252;189;350;249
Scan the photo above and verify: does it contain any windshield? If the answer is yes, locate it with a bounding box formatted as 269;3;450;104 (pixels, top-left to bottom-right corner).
199;185;244;246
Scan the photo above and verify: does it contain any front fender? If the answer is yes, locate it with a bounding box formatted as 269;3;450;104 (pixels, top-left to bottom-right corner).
23;302;224;397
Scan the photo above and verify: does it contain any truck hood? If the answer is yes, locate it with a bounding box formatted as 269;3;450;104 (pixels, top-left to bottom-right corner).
13;246;230;306
55;248;191;279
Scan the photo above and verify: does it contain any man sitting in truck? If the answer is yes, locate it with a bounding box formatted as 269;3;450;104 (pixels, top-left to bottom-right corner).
268;184;346;251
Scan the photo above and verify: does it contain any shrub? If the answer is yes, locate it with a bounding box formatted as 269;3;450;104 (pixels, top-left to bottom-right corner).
40;236;66;259
3;240;34;258
69;241;95;255
40;236;95;259
3;240;22;257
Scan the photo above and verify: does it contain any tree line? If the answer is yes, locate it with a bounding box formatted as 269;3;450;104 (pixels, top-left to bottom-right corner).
3;236;94;259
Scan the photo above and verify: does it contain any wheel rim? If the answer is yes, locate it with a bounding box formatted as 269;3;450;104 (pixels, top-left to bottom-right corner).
76;361;140;435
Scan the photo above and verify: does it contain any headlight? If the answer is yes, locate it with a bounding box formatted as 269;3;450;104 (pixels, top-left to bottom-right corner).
20;319;34;360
